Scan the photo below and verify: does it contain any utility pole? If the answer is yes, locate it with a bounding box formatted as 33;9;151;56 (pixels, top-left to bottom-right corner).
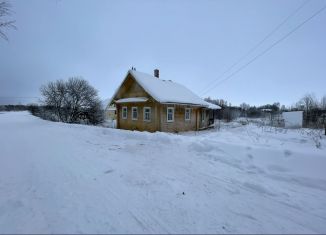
324;116;326;136
322;114;326;136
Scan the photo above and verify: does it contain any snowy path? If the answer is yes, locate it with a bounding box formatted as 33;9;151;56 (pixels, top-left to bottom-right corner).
0;112;326;233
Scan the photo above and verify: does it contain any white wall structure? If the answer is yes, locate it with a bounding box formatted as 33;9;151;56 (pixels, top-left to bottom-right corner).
283;111;303;128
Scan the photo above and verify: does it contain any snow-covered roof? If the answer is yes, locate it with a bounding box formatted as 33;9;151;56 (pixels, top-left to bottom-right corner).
261;108;273;112
122;70;221;109
115;97;148;103
204;101;221;109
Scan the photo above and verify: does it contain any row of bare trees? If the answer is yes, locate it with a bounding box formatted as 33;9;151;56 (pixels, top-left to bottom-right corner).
207;93;326;114
294;93;326;112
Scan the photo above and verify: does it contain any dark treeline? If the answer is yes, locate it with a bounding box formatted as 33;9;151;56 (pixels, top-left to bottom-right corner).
0;104;30;111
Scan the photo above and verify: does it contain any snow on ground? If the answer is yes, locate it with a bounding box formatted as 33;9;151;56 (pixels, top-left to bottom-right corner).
0;112;326;233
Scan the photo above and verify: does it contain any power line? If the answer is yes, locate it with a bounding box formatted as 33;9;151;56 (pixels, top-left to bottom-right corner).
199;0;311;96
0;96;40;99
201;3;326;96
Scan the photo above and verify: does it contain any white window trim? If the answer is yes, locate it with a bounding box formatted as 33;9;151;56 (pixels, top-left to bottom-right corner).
143;107;151;122
185;108;191;121
167;107;174;122
122;106;127;119
131;107;138;120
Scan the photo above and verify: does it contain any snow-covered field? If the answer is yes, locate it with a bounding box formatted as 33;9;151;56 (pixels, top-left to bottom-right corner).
1;112;326;233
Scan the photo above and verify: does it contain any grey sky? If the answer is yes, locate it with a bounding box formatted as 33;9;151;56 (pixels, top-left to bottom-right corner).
0;0;325;106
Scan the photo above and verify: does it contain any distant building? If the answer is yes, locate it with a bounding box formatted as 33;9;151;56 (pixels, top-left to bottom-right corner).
261;108;273;120
106;105;116;120
103;99;117;120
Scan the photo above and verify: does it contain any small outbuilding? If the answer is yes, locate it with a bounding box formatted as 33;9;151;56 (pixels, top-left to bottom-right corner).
283;111;303;128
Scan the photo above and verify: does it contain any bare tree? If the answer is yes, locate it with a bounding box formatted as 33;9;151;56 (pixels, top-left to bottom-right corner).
240;102;250;111
280;105;287;111
64;77;103;123
0;1;16;41
320;95;326;110
297;93;318;113
273;102;280;110
40;77;104;125
40;80;66;121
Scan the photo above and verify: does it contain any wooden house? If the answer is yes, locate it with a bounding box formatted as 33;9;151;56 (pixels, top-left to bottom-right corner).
109;69;220;132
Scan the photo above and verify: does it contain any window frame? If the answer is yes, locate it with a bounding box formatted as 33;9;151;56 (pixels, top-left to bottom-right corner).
143;107;151;122
131;107;138;120
185;108;191;121
122;106;128;119
201;109;206;122
167;107;174;122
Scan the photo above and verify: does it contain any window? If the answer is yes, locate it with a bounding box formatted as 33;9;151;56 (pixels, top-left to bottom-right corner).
167;107;174;122
185;108;191;121
122;106;127;119
132;107;138;120
143;107;151;121
201;109;206;122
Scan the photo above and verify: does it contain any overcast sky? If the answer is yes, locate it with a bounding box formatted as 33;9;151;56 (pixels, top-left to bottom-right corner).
0;0;325;106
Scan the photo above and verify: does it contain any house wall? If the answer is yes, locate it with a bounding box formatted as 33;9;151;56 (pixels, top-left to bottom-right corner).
114;74;159;132
117;102;210;132
198;108;211;129
160;104;200;132
116;101;159;132
115;74;149;99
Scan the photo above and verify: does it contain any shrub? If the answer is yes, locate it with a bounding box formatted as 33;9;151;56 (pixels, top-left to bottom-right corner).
39;77;104;125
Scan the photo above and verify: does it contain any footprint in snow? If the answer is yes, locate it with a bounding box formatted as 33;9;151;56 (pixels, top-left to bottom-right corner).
246;165;265;174
108;145;122;151
243;182;275;196
85;140;100;146
247;154;254;159
104;169;114;174
267;165;289;173
284;149;292;157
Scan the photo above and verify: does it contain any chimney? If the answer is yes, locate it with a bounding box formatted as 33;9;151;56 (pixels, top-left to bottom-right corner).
154;69;159;78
